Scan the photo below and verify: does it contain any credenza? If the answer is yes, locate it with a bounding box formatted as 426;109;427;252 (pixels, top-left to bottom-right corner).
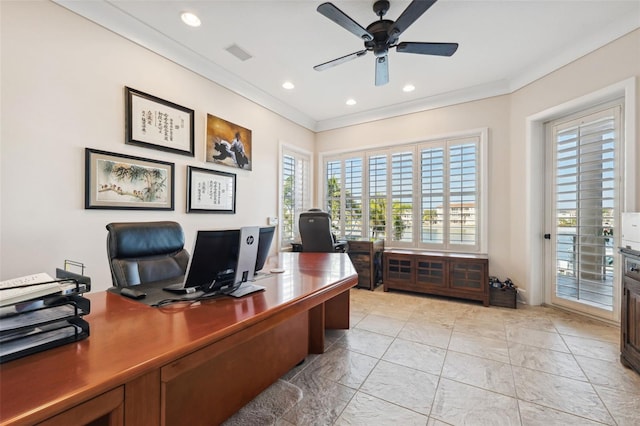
0;252;358;426
383;249;489;306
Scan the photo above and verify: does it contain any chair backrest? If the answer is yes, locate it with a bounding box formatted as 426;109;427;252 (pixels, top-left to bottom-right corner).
106;221;189;287
299;209;339;252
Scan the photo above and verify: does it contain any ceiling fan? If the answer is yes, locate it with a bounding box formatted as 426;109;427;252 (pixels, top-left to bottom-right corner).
314;0;458;86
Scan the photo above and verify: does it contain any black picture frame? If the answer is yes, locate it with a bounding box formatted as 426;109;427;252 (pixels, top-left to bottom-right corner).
187;166;236;214
85;148;175;210
125;87;195;156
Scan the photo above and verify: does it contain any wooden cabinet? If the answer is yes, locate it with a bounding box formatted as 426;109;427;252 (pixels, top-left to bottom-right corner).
384;250;489;306
620;249;640;374
347;240;384;290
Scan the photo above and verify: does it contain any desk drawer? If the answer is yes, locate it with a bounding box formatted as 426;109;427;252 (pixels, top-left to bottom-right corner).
161;312;308;425
625;256;640;281
347;241;370;253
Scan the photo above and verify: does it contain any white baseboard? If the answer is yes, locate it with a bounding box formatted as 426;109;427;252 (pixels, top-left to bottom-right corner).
516;288;528;305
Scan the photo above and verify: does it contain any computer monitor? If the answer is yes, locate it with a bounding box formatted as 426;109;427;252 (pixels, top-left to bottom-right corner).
254;226;275;274
183;229;240;292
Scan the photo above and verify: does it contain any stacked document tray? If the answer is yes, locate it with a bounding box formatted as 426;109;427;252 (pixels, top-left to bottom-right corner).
0;276;90;363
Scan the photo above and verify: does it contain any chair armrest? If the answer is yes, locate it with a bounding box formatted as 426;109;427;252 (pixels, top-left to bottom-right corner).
334;240;348;253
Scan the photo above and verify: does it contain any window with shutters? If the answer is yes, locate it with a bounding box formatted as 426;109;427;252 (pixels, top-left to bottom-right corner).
391;150;414;243
368;154;387;240
344;158;363;239
280;146;311;248
325;160;343;235
323;130;487;253
548;104;621;311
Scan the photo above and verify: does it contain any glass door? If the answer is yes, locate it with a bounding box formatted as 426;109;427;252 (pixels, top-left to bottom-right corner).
545;104;622;320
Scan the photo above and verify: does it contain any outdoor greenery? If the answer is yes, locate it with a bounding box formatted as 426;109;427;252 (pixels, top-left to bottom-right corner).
326;176;413;240
282;174;296;241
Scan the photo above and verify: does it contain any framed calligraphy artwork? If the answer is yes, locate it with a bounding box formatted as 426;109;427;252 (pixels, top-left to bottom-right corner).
187;166;236;213
85;148;174;210
125;87;195;156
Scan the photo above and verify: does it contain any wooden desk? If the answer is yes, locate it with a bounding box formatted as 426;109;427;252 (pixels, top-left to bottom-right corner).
0;253;357;426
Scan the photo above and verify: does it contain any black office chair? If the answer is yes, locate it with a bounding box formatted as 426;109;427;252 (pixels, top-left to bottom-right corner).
105;221;189;287
298;209;348;253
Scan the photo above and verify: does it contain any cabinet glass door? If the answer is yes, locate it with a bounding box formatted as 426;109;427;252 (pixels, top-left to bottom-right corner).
416;259;445;288
387;257;412;282
450;263;483;291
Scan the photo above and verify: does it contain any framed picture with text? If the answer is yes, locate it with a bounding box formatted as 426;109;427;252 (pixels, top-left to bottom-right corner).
125;87;195;156
187;166;236;213
85;148;174;210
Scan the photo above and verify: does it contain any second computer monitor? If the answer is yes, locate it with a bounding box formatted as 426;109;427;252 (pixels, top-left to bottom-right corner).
254;226;275;274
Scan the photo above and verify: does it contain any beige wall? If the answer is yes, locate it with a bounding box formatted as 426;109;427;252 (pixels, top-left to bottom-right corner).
0;1;315;292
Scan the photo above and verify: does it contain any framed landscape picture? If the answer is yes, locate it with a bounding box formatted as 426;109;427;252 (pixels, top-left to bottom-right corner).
85;148;174;210
187;166;236;213
205;114;252;170
125;87;195;156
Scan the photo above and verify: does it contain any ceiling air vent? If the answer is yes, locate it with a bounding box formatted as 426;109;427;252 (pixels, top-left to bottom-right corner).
225;44;253;62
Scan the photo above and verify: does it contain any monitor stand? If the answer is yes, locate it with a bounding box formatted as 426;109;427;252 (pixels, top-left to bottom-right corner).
228;283;265;298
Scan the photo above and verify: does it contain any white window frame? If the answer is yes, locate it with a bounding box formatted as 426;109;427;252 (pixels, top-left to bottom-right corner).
279;143;312;250
524;77;636;308
321;128;488;254
544;101;623;319
366;149;390;241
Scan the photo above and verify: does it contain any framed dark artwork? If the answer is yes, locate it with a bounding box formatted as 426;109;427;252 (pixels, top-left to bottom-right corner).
187;166;236;213
205;114;252;170
85;148;174;210
125;86;195;156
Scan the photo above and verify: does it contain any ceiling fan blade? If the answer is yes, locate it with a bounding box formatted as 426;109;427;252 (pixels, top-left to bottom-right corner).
317;2;373;41
375;55;389;86
314;49;368;71
388;0;438;39
396;42;459;56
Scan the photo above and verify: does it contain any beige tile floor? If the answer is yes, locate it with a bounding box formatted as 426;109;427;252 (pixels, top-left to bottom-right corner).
275;287;640;425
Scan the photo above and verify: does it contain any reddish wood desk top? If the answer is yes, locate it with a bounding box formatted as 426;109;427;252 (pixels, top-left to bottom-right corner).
0;253;357;425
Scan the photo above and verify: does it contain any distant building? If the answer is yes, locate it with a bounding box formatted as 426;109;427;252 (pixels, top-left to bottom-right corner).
434;203;476;226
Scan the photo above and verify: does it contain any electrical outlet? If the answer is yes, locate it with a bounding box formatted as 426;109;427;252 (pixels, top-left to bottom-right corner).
268;217;278;226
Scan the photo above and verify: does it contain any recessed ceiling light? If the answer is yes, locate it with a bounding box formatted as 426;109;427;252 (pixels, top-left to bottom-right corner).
346;99;356;106
181;12;201;27
403;84;415;93
282;81;295;90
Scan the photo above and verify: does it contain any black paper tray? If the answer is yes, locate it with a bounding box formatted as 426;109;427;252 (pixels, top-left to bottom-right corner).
0;294;90;334
0;317;89;363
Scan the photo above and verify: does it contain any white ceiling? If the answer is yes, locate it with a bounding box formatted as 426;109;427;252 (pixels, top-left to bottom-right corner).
54;0;640;131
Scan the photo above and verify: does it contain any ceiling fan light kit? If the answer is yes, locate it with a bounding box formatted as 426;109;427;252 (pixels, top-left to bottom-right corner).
314;0;458;86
